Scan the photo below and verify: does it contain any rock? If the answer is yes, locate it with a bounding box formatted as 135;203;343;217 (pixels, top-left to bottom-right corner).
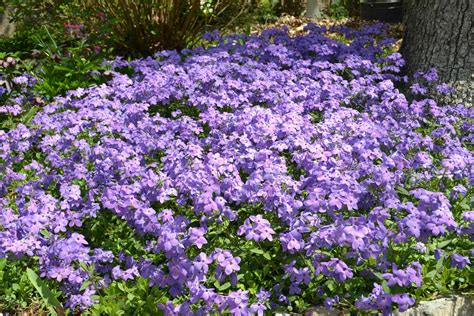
395;295;474;316
276;295;474;316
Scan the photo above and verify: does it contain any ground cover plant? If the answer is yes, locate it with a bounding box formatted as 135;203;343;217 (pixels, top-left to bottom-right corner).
0;23;473;315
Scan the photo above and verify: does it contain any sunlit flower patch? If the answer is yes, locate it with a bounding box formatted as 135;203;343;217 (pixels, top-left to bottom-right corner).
1;23;472;315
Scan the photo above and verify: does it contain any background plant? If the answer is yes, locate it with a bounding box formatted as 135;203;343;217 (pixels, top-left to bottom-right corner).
0;28;111;131
73;0;248;56
29;26;111;99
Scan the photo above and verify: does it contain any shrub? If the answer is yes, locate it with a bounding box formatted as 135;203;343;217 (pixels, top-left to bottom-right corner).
28;26;111;99
2;0;248;57
76;0;247;56
0;0;72;52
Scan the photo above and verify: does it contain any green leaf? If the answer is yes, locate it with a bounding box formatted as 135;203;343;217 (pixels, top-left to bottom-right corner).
372;272;385;281
117;282;126;292
325;280;336;292
79;261;89;272
218;282;231;291
381;281;391;293
437;240;452;249
250;248;264;255
396;186;411;196
80;280;92;292
21;106;39;125
435;256;445;271
263;252;271;260
0;258;6;271
52;65;73;72
459;198;470;210
426;270;437;280
26;268;63;315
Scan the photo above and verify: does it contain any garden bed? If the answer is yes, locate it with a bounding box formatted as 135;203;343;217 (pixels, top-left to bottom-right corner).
0;21;472;315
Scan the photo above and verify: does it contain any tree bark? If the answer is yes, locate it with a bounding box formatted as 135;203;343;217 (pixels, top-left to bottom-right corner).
305;0;330;18
0;6;16;37
401;0;473;105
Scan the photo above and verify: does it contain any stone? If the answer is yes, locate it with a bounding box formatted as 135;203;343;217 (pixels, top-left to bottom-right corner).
275;295;474;316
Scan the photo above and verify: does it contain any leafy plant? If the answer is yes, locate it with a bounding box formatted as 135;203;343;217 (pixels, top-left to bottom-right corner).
30;26;111;99
323;2;350;19
75;0;247;56
0;52;42;130
0;21;473;316
26;268;64;316
0;258;47;314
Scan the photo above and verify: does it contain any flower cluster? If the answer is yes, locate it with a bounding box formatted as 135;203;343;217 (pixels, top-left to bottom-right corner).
237;215;275;241
0;22;472;315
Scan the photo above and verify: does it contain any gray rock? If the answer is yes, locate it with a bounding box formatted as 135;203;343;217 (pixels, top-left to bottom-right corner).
276;295;474;316
395;295;474;316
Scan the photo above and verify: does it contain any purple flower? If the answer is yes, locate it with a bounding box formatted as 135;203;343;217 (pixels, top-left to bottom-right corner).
111;266;139;281
279;231;303;253
415;242;427;253
250;302;267;316
462;211;474;221
12;75;29;85
450;185;467;199
423;68;439;82
382;262;422;287
237;215;275;242
436;83;454;95
392;293;415;312
188;227;207;249
434;249;444;261
1;20;472;313
315;258;354;282
324;295;339;310
451;254;470;269
410;83;428;95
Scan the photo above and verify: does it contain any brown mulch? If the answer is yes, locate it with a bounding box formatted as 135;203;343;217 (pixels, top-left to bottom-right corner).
236;15;404;49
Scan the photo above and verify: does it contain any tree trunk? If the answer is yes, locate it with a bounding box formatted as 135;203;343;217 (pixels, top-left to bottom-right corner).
305;0;330;18
401;0;473;106
0;6;16;37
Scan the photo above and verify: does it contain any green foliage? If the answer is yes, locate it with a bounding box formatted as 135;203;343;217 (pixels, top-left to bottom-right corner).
86;278;167;316
26;268;64;316
29;26;111;99
0;258;52;314
2;0;248;57
0;52;41;130
1;25;110;131
76;0;247;56
0;0;66;28
0;1;73;53
339;0;360;17
253;2;280;24
323;2;350;20
78;210;151;258
248;0;304;24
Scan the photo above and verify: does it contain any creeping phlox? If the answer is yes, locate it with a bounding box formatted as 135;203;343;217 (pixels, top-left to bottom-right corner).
0;23;473;315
